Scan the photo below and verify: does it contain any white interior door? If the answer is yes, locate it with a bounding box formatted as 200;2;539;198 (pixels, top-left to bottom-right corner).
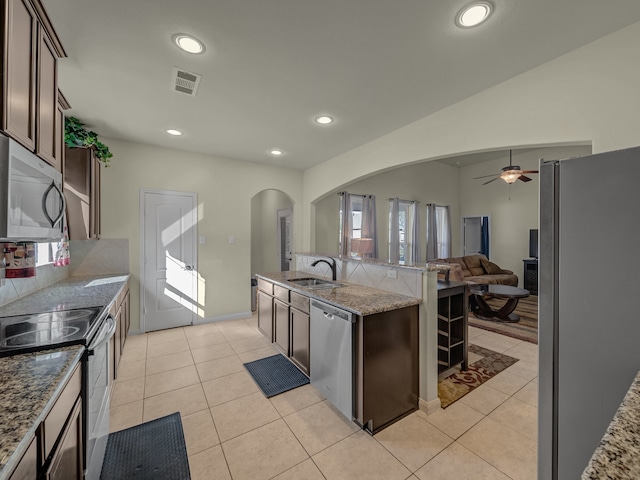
141;190;197;332
277;207;293;271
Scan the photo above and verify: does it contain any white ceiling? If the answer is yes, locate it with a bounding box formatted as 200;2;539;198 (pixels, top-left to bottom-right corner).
42;0;640;170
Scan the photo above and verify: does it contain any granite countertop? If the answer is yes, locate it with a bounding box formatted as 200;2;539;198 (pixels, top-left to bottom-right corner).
0;273;130;479
0;346;84;479
257;271;421;316
582;371;640;479
0;274;130;317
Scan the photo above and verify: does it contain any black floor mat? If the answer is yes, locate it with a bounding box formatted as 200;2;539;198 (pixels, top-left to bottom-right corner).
244;354;309;398
100;412;190;480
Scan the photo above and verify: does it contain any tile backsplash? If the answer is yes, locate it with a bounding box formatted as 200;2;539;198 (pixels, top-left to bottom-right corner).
0;263;68;307
68;239;129;276
294;253;424;298
0;238;130;308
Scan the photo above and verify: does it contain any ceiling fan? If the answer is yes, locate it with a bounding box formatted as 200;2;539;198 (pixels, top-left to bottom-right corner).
474;150;539;185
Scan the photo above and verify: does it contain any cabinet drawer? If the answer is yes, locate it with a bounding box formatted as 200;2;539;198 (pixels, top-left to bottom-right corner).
290;291;310;314
273;284;289;302
43;363;81;460
257;279;273;294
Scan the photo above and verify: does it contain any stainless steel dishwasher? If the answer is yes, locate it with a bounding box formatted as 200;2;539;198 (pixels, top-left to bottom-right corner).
310;299;354;420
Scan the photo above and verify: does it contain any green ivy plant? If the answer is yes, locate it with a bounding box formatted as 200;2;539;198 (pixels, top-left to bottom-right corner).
64;116;113;165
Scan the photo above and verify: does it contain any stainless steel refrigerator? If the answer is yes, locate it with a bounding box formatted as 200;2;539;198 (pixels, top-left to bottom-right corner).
539;146;640;479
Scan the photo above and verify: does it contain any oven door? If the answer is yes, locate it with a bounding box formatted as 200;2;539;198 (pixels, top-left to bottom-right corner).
85;314;116;480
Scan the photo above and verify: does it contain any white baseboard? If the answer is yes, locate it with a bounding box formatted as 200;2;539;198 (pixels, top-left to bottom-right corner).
418;397;442;416
136;311;255;334
194;311;254;325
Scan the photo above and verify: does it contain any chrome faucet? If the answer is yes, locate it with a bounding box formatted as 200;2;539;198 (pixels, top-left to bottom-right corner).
311;257;337;281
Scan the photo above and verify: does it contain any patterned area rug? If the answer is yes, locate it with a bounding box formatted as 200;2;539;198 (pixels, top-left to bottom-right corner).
438;344;519;408
469;295;538;344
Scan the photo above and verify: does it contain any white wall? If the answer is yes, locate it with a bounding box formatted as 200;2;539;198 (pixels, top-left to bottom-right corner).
459;145;592;285
100;139;303;331
314;161;460;260
251;189;293;275
302;20;640;250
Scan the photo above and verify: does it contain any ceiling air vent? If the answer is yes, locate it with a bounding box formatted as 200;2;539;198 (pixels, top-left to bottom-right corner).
172;67;202;96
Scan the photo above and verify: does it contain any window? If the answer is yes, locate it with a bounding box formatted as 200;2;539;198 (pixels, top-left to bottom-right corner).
339;192;377;258
351;196;363;240
389;199;418;264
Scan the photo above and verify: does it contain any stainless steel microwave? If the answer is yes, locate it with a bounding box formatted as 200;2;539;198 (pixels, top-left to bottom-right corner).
0;134;65;241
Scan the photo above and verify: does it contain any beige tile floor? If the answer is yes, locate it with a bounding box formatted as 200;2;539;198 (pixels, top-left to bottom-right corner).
110;314;538;480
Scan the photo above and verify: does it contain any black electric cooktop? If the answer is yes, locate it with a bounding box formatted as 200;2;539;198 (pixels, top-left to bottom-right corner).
0;307;105;357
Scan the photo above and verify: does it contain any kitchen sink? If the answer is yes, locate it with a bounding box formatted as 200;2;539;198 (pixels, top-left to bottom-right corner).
289;278;346;289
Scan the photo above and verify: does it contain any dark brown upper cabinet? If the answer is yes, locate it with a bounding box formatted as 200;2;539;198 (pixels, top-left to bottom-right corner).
2;0;66;170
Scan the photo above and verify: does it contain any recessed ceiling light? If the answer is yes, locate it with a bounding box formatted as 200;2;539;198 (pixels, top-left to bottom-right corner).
166;129;183;136
269;149;284;156
456;2;493;28
172;34;205;54
315;115;334;125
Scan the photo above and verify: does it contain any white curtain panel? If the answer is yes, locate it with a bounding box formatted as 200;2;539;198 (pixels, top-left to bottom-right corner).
388;198;400;263
410;201;421;264
361;195;378;258
438;205;452;259
426;203;451;260
425;204;438;261
338;192;351;257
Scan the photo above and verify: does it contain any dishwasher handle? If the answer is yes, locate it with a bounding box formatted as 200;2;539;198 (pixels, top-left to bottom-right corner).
311;300;354;322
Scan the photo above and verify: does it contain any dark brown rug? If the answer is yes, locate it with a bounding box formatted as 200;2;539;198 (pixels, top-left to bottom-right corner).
469;295;538;344
438;344;519;408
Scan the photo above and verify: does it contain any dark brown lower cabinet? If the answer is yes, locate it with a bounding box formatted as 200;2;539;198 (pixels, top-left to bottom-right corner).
257;290;273;340
9;436;37;480
110;282;130;380
290;307;310;376
45;398;83;480
273;299;289;355
355;305;419;434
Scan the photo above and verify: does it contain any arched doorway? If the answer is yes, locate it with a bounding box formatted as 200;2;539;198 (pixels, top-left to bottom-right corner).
250;189;294;276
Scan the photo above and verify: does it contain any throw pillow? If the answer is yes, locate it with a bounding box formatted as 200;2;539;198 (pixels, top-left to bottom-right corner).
480;257;503;274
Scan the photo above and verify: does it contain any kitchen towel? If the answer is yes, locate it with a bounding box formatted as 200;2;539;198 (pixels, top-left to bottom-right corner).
53;213;70;267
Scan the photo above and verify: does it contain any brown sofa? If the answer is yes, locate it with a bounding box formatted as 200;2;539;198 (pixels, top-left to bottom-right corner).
432;254;518;286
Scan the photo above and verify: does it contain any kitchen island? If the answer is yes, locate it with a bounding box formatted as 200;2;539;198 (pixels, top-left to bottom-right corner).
256;270;421;433
258;270;420;315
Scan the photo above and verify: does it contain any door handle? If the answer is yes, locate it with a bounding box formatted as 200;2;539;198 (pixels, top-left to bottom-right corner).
183;265;194;271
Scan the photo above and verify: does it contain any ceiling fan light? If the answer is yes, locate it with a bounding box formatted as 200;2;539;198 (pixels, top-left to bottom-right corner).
501;170;521;184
